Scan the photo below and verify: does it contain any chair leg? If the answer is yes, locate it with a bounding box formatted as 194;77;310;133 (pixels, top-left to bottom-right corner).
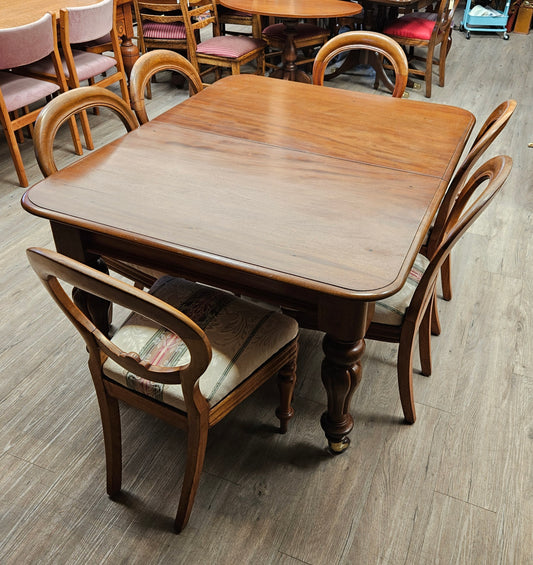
430;287;441;336
276;348;298;434
2;121;29;187
67;115;83;156
419;303;432;377
424;44;435;98
438;41;447;87
174;417;209;533
441;255;452;301
95;389;122;497
397;323;417;423
79;108;95;150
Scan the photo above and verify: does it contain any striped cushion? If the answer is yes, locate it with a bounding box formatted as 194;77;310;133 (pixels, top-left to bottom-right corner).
142;21;187;40
103;277;298;412
197;35;265;58
372;254;430;326
262;22;327;41
383;13;438;41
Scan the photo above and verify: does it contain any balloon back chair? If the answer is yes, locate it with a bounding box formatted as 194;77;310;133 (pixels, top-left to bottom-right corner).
366;155;512;424
26;246;299;532
312;31;409;98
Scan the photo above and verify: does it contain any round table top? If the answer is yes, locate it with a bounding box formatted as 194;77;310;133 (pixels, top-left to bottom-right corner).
219;0;362;18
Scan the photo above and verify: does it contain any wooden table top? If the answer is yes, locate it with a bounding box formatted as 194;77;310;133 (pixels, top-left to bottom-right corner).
0;0;128;28
22;75;474;302
219;0;362;18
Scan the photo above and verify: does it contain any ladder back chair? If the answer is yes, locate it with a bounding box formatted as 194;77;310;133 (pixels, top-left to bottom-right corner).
366;155;512;423
0;13;82;187
26;247;299;532
129;50;203;124
312;31;409;98
179;0;266;85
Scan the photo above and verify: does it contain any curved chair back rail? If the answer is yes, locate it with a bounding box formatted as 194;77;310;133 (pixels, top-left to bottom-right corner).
129;50;203;124
366;155;513;424
33;86;138;177
312;31;409;98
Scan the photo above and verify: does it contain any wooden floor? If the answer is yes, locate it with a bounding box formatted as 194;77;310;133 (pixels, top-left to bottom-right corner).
1;19;532;564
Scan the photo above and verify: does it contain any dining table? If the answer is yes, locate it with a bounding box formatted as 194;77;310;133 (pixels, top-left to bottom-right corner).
219;0;363;82
21;74;475;452
0;0;139;76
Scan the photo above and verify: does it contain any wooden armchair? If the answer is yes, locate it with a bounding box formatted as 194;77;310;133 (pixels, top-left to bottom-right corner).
366;155;512;423
312;31;409;98
27;247;298;532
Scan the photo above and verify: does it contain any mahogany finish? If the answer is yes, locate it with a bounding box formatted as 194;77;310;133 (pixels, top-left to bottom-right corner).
22;74;475;452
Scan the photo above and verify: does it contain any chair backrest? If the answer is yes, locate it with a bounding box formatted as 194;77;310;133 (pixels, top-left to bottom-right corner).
129;50;203;124
26;247;212;390
407;155;512;322
33;86;139;177
0;12;57;69
427;100;516;257
312;31;409;97
180;0;220;44
62;0;115;44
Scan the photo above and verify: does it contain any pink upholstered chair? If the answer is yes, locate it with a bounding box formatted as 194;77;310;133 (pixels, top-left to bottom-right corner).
27;246;298;532
23;0;130;151
179;0;266;84
382;0;460;97
0;13;81;187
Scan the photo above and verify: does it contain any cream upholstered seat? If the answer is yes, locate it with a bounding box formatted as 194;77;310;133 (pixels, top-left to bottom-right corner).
27;247;299;533
366;156;512;424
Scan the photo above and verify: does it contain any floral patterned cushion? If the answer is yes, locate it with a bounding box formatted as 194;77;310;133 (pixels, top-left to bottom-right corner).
372;254;430;326
103;276;298;412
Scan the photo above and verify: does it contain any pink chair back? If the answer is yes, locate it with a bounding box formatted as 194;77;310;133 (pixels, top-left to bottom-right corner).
65;0;114;44
0;13;55;69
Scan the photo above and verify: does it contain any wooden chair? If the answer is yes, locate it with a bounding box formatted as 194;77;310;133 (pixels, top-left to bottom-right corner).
424;100;517;306
32;86;162;290
262;21;330;74
129;50;203;124
312;31;409;98
24;0;130;150
219;7;262;38
366;155;512;423
382;0;460;97
26;247;299;532
0;13;81;187
179;0;266;85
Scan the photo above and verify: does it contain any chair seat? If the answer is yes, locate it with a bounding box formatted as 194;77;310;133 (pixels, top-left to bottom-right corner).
196;35;266;58
103;276;298;411
262;22;328;41
382;12;438;41
0;70;59;112
23;50;117;82
142;21;187;40
373;254;430;325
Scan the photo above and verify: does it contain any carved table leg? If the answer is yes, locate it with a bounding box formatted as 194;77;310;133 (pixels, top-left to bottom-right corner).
269;20;311;83
320;334;365;453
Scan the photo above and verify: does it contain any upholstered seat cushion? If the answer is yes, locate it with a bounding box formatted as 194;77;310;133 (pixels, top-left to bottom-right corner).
262;22;328;41
372;254;430;325
22;50;117;82
382;12;438;40
0;70;59;112
196;35;265;57
142;21;187;40
103;276;298;412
